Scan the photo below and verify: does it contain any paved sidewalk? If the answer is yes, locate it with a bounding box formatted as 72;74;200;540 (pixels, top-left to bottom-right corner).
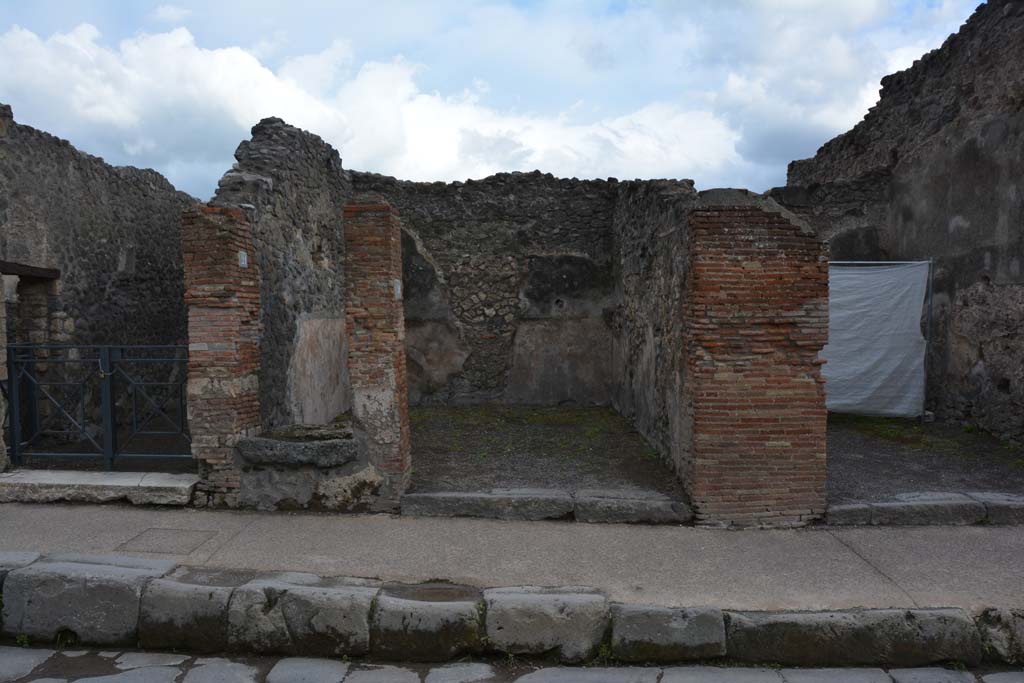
2;647;1022;682
0;503;1021;610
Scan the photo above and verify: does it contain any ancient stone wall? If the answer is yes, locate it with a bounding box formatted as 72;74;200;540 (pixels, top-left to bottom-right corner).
211;118;352;430
768;170;891;260
350;171;619;405
684;194;829;527
609;180;698;475
0;103;191;348
780;0;1024;442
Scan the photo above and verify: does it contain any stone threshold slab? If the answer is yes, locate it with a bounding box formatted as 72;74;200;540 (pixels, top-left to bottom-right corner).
827;491;1024;526
0;469;200;506
0;551;1020;667
400;488;692;524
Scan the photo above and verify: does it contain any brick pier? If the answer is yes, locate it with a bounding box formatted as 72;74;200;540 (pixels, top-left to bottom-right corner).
684;205;829;527
343;196;412;508
182;206;261;507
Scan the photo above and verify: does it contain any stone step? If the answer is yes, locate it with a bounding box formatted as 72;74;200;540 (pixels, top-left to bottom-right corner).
827;491;1024;526
401;488;692;524
0;469;199;505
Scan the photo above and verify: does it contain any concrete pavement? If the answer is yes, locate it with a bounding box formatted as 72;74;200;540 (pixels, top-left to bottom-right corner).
0;503;1021;610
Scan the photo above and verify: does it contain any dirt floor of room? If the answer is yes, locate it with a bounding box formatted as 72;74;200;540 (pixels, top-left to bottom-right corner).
408;405;686;498
827;413;1024;503
410;405;1024;505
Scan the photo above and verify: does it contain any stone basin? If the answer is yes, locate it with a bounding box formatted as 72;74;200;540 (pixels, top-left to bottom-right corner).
237;419;364;469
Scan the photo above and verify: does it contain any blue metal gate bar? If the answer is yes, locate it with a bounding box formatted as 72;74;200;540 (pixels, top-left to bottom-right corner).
4;344;192;469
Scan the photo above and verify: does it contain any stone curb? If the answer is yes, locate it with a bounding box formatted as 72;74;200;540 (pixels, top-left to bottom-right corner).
0;552;1021;666
401;488;693;524
827;492;1024;526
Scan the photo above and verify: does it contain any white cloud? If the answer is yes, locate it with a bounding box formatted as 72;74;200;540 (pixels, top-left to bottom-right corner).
277;39;353;95
0;24;743;196
153;5;191;24
0;0;978;197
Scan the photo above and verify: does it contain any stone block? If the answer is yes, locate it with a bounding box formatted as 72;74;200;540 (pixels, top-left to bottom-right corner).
140;567;253;652
0;471;141;504
780;669;891;683
0;646;54;682
966;492;1024;525
871;492;986;526
237;432;361;469
0;551;39;586
0;471;196;506
227;572;379;656
483;586;609;663
574;490;692;524
2;555;175;645
239;468;318;510
130;473;200;505
661;667;783;682
371;584;483;661
182;660;260;683
725;609;982;667
59;666;182;683
423;663;498;683
889;668;974;683
114;653;190;669
982;674;1024;683
826;504;872;526
402;489;574;521
611;604;725;662
345;665;420;683
266;657;350;683
516;668;661;682
975;608;1024;664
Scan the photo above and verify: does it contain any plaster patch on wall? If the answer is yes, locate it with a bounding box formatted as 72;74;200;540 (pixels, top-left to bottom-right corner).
286;316;350;425
505;318;613;405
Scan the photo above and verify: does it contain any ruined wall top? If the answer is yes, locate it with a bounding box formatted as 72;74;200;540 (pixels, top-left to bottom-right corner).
209;116;352;429
788;0;1024;186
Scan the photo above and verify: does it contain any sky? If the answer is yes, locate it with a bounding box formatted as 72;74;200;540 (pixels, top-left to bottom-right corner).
0;0;979;199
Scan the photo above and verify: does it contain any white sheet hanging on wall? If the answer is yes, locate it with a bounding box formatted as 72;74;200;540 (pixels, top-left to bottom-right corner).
822;262;929;417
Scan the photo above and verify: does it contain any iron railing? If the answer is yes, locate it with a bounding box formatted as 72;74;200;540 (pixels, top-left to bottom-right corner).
3;344;191;469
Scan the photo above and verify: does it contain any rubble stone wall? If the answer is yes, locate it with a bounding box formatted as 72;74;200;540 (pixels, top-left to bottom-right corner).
609;180;699;475
211;118;352;430
0;103;191;347
780;0;1024;442
350;171;619;406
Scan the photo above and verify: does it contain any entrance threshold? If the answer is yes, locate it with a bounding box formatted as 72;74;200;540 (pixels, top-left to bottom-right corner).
0;469;198;506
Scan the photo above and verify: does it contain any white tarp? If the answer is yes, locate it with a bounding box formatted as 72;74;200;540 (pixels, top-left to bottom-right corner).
822;262;929;417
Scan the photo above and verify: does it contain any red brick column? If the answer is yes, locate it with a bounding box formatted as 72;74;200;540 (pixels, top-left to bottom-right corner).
684;206;829;527
182;206;261;507
344;196;411;508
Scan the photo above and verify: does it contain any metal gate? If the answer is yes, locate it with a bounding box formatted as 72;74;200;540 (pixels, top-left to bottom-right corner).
2;344;191;469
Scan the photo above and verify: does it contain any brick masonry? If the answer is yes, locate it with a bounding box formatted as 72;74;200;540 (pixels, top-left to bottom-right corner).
684;205;829;527
182;206;261;507
344;196;412;506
